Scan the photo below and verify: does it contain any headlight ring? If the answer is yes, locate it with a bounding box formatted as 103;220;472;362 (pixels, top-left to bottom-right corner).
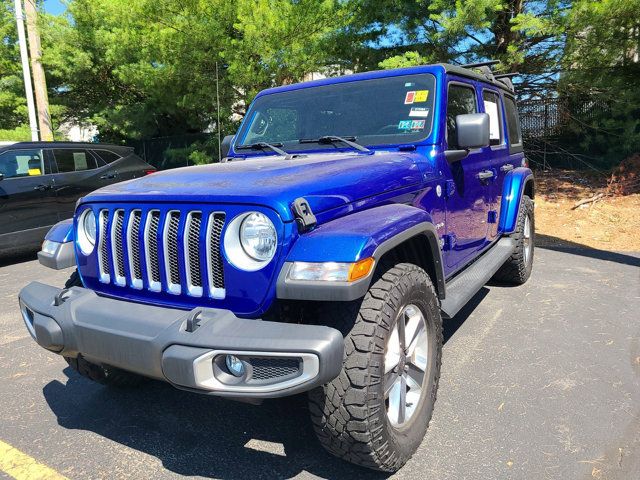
224;212;277;271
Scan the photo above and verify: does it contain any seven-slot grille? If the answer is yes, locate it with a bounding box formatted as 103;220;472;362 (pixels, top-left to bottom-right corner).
97;208;226;298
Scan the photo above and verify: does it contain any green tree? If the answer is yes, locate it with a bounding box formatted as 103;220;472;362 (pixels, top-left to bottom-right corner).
0;0;28;134
560;0;640;162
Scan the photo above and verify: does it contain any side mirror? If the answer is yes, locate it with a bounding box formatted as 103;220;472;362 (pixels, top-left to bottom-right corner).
220;135;234;160
456;113;490;150
445;113;490;164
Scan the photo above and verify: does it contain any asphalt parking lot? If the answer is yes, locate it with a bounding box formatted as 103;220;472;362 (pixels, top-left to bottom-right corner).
0;244;639;479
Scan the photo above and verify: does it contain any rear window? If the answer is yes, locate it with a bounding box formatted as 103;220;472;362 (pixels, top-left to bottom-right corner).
504;96;522;146
92;149;121;164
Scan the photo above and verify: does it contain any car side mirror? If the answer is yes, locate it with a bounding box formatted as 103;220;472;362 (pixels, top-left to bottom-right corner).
456;113;490;149
445;113;490;163
220;135;234;160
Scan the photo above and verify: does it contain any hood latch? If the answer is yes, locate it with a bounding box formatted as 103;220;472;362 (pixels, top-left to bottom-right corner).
292;197;317;232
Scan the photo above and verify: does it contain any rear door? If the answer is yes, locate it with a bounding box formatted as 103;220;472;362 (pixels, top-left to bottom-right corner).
49;148;112;220
481;88;508;240
443;80;493;270
0;148;58;247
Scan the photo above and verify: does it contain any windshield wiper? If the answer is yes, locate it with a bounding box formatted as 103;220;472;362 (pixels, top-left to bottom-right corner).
298;135;371;153
235;142;288;156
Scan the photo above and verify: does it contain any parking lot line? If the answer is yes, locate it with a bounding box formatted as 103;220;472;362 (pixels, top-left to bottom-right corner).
0;440;68;480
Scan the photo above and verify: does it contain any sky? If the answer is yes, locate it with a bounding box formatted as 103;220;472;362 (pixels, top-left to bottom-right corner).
44;0;65;15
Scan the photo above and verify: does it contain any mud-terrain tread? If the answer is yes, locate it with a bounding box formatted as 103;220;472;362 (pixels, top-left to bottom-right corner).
62;270;146;387
308;263;443;472
493;195;534;285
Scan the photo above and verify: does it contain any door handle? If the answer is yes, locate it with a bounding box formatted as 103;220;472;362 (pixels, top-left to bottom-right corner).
33;184;52;191
477;170;495;181
500;163;514;172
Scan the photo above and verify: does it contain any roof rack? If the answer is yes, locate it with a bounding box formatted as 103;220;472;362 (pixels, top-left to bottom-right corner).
460;60;500;69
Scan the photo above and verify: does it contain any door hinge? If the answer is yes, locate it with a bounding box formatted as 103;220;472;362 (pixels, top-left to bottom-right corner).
445;179;456;198
488;210;498;224
292;197;317;232
442;233;456;251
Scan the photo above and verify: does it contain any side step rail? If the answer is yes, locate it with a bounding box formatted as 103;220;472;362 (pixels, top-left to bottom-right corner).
440;237;515;319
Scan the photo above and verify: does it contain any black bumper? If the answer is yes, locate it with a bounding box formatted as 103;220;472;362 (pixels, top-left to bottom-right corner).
19;282;344;398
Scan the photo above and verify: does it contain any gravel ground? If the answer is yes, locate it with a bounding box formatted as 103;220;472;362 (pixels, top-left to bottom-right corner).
0;245;638;479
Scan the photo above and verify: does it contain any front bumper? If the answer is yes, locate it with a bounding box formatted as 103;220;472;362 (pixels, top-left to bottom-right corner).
18;282;344;398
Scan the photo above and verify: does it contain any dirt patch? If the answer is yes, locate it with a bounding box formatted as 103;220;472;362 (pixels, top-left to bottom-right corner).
534;170;640;252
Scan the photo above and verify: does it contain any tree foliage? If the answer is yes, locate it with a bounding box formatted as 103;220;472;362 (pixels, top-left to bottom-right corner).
0;0;638;165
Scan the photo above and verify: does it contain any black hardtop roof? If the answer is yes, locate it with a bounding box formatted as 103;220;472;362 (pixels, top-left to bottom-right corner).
0;141;133;154
437;63;516;93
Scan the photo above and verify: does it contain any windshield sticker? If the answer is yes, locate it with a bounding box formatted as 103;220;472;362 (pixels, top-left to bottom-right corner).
414;90;429;102
404;82;416;87
410;120;426;130
404;91;416;104
409;107;430;118
398;120;412;130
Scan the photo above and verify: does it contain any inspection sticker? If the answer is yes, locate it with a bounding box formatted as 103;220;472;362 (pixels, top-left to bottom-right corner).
409;107;430;118
398;120;412;130
404;91;416;104
410;119;426;130
414;90;429;102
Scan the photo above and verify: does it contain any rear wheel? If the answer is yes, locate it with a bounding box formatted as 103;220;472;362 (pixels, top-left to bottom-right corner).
493;195;534;285
62;269;146;387
308;263;442;472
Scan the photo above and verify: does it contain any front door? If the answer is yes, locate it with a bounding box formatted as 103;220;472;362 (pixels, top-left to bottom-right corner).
0;148;58;249
443;80;492;270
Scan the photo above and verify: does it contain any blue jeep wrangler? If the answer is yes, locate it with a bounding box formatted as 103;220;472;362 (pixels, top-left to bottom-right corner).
19;62;534;472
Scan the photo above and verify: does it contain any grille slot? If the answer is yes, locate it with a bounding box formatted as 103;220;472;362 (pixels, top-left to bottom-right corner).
98;210;110;283
207;213;226;298
111;209;126;286
128;210;143;289
164;211;182;294
184;212;203;296
145;210;161;291
94;206;226;299
249;357;301;381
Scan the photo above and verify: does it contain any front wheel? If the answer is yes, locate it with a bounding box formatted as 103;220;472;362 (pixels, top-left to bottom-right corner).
308;263;442;472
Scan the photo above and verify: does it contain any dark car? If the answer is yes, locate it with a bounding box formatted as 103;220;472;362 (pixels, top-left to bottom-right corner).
0;142;155;254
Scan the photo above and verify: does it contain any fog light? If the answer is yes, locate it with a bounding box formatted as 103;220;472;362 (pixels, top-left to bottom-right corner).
225;354;245;377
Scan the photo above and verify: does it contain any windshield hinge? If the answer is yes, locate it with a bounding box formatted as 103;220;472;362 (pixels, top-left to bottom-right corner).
292;197;317;232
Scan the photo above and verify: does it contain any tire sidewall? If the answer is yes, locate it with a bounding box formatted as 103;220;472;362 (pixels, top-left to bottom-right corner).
373;267;441;459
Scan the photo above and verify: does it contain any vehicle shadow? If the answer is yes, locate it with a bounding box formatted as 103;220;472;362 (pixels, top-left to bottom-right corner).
43;370;388;480
535;233;640;267
0;250;38;267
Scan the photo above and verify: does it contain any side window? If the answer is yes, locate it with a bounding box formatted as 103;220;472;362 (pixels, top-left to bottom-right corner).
52;149;98;173
482;90;504;146
447;83;477;148
0;149;45;178
504;96;522;146
92;149;121;164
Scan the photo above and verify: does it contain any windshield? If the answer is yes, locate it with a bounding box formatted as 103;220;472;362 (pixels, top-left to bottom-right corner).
236;73;436;151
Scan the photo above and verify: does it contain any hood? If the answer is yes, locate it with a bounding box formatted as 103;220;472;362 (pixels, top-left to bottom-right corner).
83;150;422;221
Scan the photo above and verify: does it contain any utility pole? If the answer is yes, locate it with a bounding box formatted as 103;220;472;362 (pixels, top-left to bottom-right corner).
14;0;39;141
24;0;53;141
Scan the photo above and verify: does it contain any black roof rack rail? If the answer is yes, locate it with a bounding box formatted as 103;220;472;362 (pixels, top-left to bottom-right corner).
495;72;520;79
460;60;500;69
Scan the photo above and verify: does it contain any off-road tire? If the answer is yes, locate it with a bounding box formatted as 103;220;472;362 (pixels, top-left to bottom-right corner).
308;263;443;472
493;195;534;285
62;270;146;387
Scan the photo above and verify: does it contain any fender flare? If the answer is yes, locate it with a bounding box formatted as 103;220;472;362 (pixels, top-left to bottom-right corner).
498;167;534;234
277;204;445;302
38;219;75;270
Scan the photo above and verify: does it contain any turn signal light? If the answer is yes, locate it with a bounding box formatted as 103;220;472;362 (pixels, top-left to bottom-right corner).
348;257;375;282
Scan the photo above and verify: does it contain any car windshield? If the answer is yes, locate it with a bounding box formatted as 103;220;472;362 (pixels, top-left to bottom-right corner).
236;73;436;152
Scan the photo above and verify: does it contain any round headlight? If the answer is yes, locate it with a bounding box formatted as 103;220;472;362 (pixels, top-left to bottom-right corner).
77;209;97;255
240;212;277;261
